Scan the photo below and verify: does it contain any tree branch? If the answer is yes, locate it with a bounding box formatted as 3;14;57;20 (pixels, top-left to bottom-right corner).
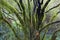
50;11;60;22
14;0;22;11
2;17;21;40
39;21;60;32
19;0;26;23
45;3;60;13
41;0;44;5
51;29;60;40
42;0;51;12
33;0;38;13
37;0;41;30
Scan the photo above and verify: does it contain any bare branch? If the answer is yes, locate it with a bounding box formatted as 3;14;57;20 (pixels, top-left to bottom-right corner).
45;3;60;13
14;0;22;11
33;0;38;13
19;0;26;22
37;0;41;30
19;0;25;11
50;11;60;22
42;0;51;12
39;21;60;32
41;0;44;5
3;18;21;40
51;29;60;40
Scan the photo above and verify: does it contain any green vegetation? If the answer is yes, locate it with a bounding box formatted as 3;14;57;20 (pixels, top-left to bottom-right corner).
0;0;60;40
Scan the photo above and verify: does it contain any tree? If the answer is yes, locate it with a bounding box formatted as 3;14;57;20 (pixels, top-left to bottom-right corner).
0;0;60;40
